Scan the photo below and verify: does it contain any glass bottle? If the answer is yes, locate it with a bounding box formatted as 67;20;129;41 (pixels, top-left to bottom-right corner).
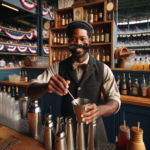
89;9;93;23
57;33;60;45
15;86;20;100
60;33;64;45
53;32;57;45
61;14;65;27
25;71;28;83
69;13;72;24
96;29;100;43
65;14;69;26
58;50;61;62
64;51;68;59
94;8;98;23
98;7;103;22
138;58;143;70
11;86;15;98
105;50;110;66
133;58;138;70
132;79;139;96
53;50;57;64
7;86;11;95
96;49;100;61
92;30;95;43
92;48;95;58
61;51;65;61
144;57;149;70
121;73;127;95
102;49;105;63
116;75;120;91
127;73;132;95
105;29;110;42
57;15;61;27
100;28;104;43
85;9;88;22
107;13;112;20
22;71;25;82
141;74;147;97
64;33;68;45
147;76;150;98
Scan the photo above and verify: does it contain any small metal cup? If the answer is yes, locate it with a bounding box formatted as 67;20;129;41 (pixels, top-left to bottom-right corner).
72;98;90;123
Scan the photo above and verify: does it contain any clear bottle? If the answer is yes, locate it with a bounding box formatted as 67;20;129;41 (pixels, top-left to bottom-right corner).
69;13;72;24
96;49;100;61
57;15;61;27
92;30;95;43
133;58;138;69
105;29;110;42
53;32;57;45
144;57;149;70
94;8;98;23
141;74;147;97
60;33;64;45
61;14;65;27
53;50;57;64
98;7;103;22
132;79;139;96
57;33;60;45
89;9;93;23
127;73;132;95
65;14;69;26
96;29;100;43
147;76;150;98
102;49;105;63
100;28;104;43
138;58;143;70
121;73;127;95
63;33;68;45
85;9;88;22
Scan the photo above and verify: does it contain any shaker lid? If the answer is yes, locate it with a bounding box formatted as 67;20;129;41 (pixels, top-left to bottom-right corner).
19;96;30;102
65;116;73;124
56;130;65;140
45;113;52;121
31;99;38;106
57;116;64;123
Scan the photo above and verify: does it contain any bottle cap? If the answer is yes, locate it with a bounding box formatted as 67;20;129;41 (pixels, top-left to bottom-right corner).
45;113;52;121
65;116;73;124
31;99;39;106
57;116;64;123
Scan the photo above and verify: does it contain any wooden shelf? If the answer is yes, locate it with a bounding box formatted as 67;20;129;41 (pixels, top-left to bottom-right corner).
112;68;150;72
51;26;67;31
51;45;68;48
90;20;112;26
0;67;22;70
0;80;28;88
22;66;48;69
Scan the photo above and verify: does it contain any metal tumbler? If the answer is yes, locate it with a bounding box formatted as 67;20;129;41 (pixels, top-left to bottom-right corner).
28;99;42;138
65;116;75;150
54;130;67;150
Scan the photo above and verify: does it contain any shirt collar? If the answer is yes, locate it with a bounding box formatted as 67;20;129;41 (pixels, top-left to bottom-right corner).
73;54;89;64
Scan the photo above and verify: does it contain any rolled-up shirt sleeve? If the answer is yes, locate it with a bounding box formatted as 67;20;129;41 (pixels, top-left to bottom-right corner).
101;64;121;113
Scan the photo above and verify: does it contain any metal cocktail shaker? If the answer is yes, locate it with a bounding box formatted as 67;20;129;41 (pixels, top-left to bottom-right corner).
56;116;65;134
76;122;86;150
44;113;55;150
65;116;74;150
54;130;67;150
87;120;97;150
28;99;42;138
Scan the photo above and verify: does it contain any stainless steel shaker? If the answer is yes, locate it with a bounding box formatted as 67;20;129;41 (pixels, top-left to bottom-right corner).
65;116;74;150
87;120;97;150
56;116;65;134
54;130;67;150
44;113;55;150
76;122;86;150
28;99;42;138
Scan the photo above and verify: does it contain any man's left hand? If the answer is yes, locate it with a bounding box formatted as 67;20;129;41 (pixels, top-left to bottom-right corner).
81;103;100;124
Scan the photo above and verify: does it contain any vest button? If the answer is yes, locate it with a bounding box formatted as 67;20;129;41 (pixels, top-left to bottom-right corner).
77;97;80;99
78;87;81;90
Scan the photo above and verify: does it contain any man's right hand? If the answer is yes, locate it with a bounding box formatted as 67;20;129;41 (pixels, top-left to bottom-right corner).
45;75;70;96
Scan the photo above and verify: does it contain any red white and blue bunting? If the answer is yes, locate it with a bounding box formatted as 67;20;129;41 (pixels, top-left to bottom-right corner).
17;46;28;53
28;47;37;54
6;45;17;52
0;28;2;32
20;0;36;10
43;9;49;16
43;48;49;54
0;44;5;51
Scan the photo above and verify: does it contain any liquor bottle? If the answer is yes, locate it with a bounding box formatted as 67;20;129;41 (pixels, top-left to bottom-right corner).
57;33;60;45
15;86;20;100
132;79;139;96
25;71;28;83
127;73;132;95
138;58;143;70
91;49;95;58
94;8;98;23
53;32;57;45
64;51;68;59
147;77;150;98
105;50;110;66
121;73;127;95
65;14;69;26
61;51;65;61
3;85;6;92
144;57;149;70
133;58;138;69
92;30;95;43
11;86;15;98
53;50;57;64
116;75;120;91
57;15;61;27
98;7;103;22
100;29;104;43
60;33;64;45
85;9;88;22
69;13;72;24
102;49;105;63
107;13;112;20
64;33;68;45
7;86;11;95
105;29;110;42
89;9;93;23
96;29;100;43
96;49;100;61
61;14;65;27
141;74;147;97
22;71;25;82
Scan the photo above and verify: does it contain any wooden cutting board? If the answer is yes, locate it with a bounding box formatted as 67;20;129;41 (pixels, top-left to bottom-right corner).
0;124;45;150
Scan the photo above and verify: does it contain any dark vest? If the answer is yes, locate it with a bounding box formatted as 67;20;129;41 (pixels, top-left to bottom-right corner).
59;54;108;142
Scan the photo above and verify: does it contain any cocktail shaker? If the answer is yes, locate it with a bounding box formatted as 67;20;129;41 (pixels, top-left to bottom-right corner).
76;122;86;150
87;120;97;150
28;99;42;138
44;113;55;150
65;116;74;150
56;116;65;134
54;130;67;150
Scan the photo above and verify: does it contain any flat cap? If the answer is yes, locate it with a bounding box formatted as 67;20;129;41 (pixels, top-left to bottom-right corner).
67;20;93;38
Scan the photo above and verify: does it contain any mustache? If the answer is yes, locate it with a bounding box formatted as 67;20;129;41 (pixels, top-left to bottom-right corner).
68;44;91;51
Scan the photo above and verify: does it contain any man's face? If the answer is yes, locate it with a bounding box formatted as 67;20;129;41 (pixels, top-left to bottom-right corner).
68;28;91;58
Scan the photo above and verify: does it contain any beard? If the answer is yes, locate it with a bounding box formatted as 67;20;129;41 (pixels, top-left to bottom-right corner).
68;44;91;58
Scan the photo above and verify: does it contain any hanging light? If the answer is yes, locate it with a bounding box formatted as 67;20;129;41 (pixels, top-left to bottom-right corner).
2;3;19;11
